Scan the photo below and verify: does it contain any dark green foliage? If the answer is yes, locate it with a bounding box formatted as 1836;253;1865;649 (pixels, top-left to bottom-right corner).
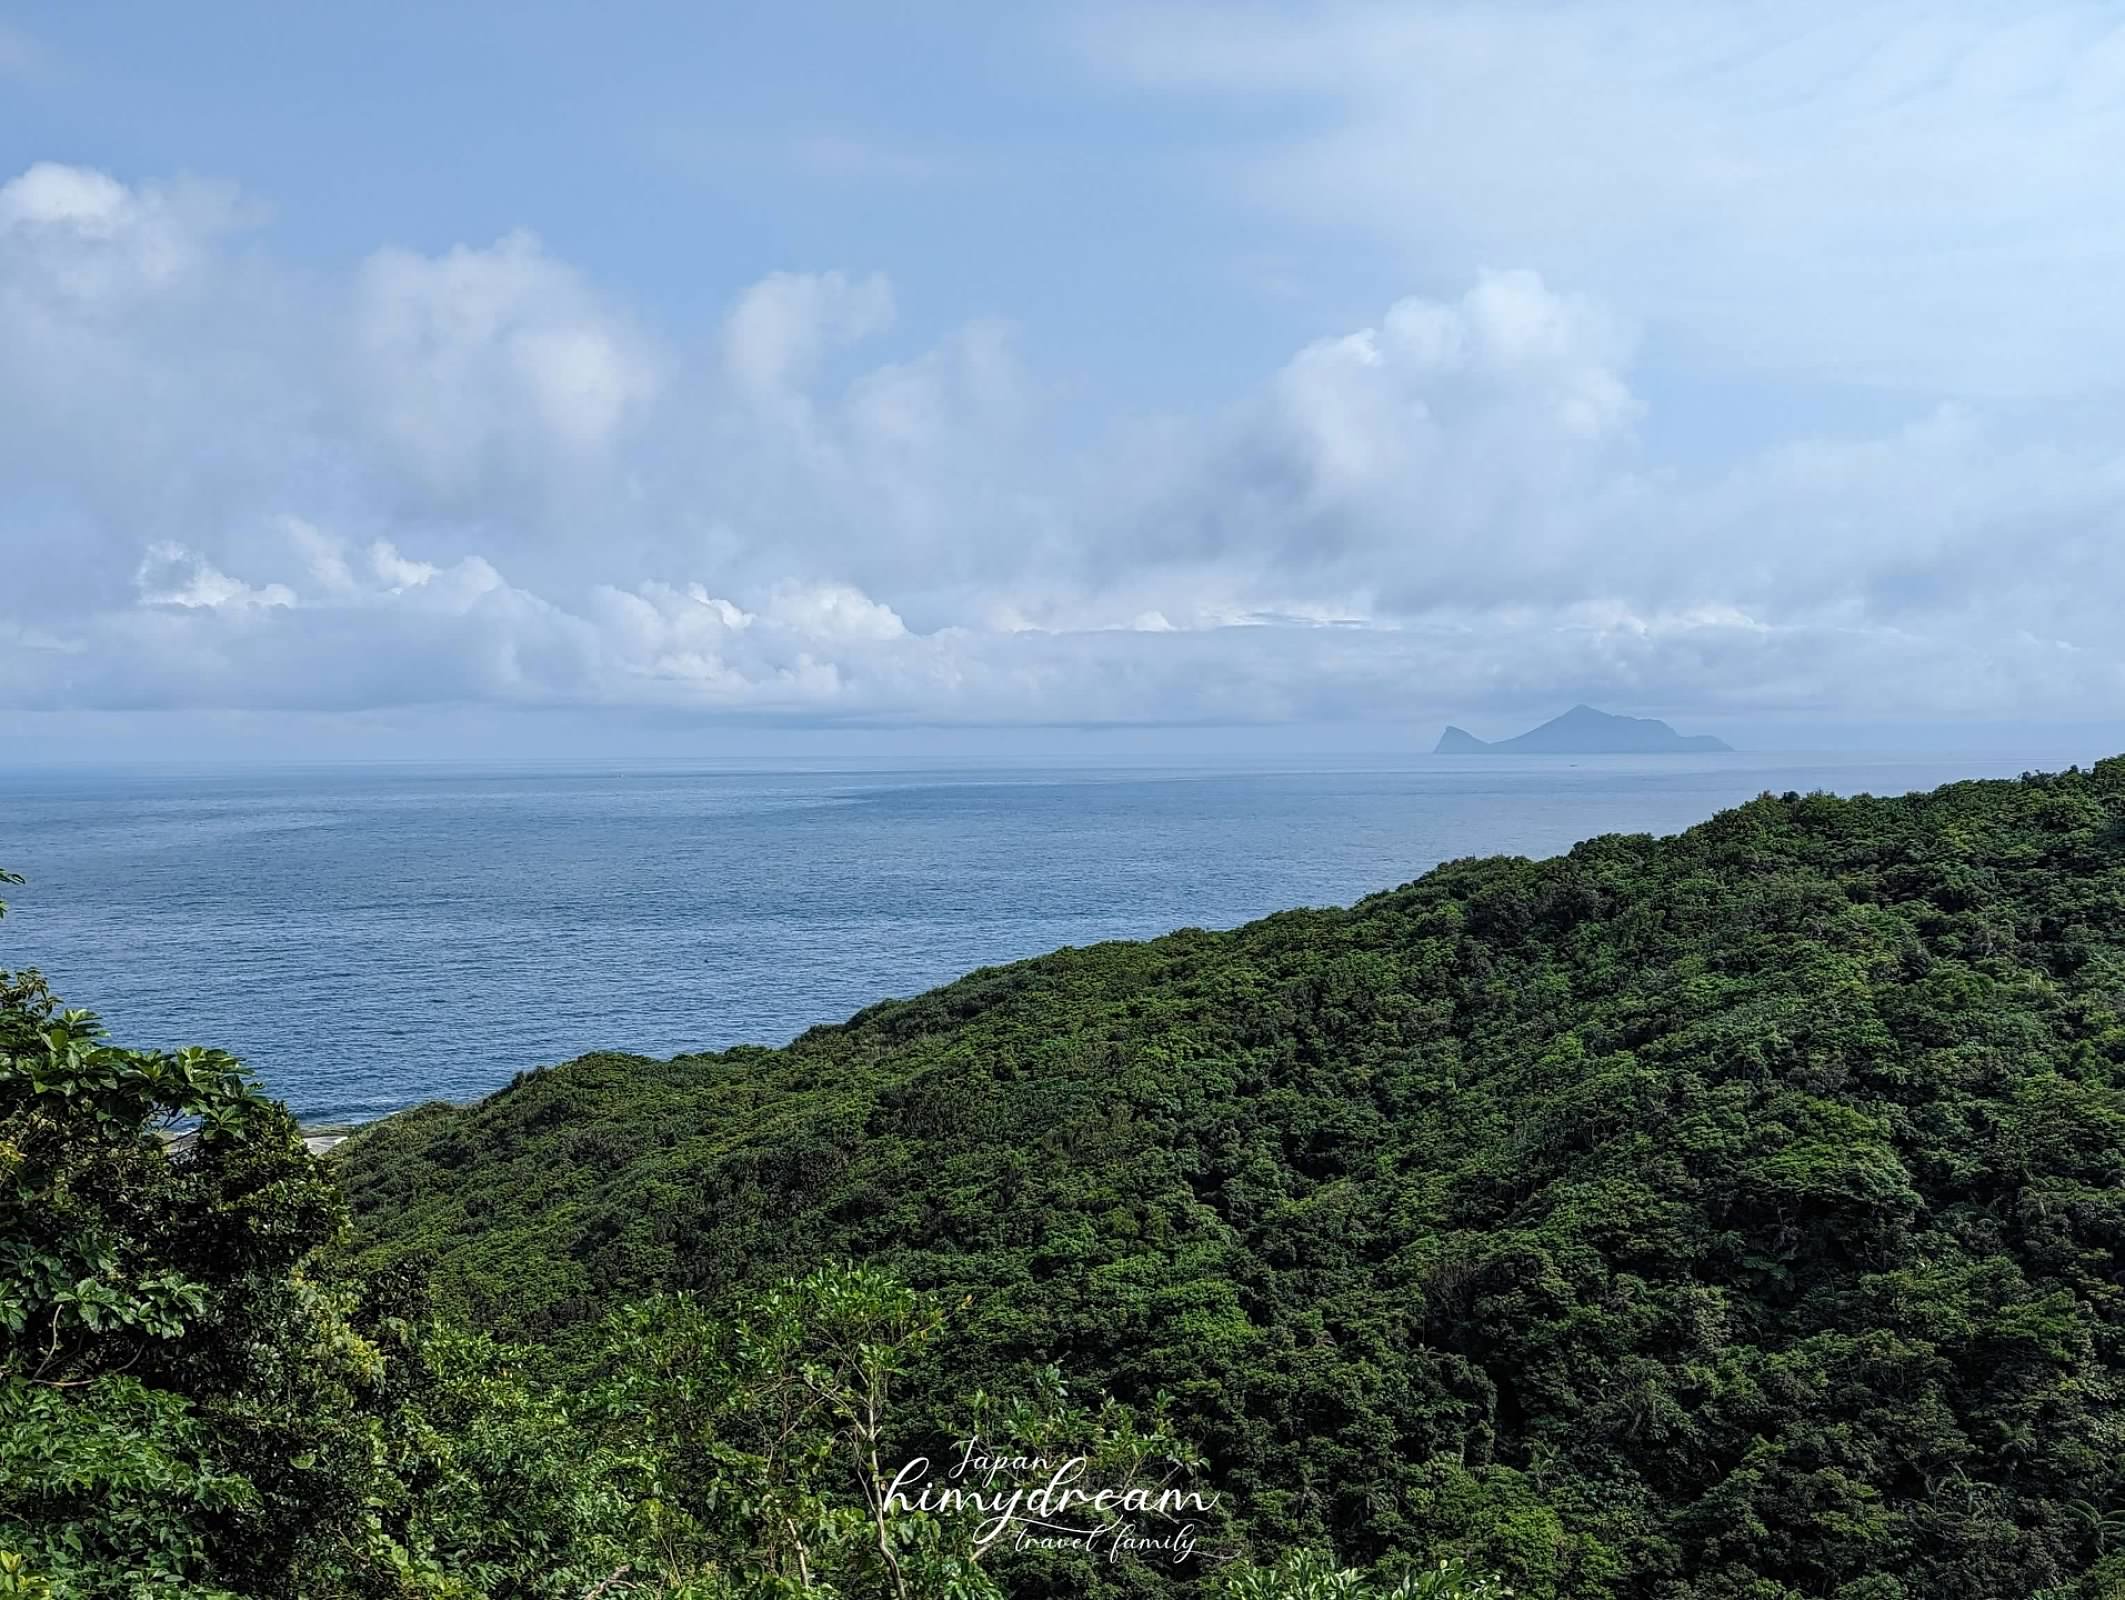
0;977;361;1594
1;868;1233;1598
339;760;2125;1598
1217;1549;1510;1598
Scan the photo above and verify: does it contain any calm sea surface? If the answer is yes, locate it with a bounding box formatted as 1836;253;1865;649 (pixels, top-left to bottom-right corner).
0;752;2099;1121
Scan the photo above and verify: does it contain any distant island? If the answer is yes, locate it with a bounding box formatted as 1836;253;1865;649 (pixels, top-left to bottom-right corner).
1435;703;1734;754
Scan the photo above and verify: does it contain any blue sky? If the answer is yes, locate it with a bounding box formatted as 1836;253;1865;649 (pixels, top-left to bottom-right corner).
4;5;1340;415
6;2;2125;756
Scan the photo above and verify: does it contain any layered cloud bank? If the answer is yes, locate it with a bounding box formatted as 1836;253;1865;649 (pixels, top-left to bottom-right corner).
5;159;2123;727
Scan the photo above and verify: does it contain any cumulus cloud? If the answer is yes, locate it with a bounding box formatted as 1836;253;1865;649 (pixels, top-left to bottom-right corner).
1144;269;1642;602
2;159;2124;729
722;269;895;399
135;542;296;610
0;160;252;306
349;230;661;508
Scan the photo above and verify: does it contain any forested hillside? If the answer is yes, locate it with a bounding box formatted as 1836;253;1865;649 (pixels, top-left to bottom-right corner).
11;762;2125;1598
333;759;2125;1599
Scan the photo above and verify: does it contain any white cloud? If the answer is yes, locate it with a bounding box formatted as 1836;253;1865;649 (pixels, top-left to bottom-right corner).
0;163;129;231
1118;270;1644;612
368;540;443;592
0;162;249;299
4;159;2125;729
135;543;295;610
350;230;660;498
757;582;909;641
722;269;895;400
285;517;357;593
1086;2;2125;397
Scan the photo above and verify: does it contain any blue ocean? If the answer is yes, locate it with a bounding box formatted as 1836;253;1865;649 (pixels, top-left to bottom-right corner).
0;752;2096;1121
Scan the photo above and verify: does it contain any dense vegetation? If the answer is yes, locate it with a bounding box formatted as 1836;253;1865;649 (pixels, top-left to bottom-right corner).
10;759;2125;1595
335;761;2125;1599
0;895;1479;1597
